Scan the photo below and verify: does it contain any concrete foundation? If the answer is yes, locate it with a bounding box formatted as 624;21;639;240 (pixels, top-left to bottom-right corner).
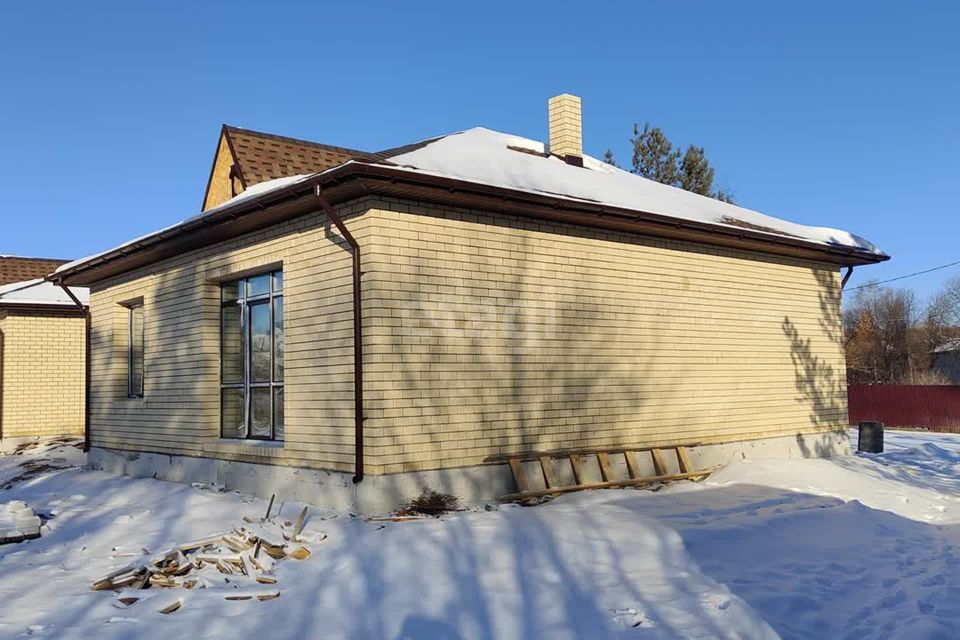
88;429;850;515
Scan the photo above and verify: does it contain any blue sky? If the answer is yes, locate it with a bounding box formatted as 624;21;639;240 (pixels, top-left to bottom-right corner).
1;2;957;298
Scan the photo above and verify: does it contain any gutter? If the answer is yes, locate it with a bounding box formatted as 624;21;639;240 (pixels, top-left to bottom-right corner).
841;266;854;289
56;284;91;453
313;185;365;484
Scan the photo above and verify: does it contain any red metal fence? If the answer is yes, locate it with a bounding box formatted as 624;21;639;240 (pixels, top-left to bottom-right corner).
848;384;960;432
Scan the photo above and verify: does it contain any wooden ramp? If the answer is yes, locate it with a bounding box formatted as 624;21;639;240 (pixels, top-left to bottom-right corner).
486;444;711;502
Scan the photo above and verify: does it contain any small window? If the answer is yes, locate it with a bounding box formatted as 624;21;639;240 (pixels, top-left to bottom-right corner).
127;303;144;398
220;269;284;440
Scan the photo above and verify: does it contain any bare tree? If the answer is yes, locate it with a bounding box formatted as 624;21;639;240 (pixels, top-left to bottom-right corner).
927;276;960;342
844;285;917;384
845;277;960;385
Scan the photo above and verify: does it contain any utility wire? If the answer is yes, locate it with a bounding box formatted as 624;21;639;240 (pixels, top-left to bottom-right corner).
848;259;960;291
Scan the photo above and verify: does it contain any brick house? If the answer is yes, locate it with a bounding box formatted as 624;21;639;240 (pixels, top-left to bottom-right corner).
0;261;88;449
50;95;887;512
0;256;69;287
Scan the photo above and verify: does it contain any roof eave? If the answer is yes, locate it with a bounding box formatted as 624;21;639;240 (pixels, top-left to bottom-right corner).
348;163;890;268
51;162;889;286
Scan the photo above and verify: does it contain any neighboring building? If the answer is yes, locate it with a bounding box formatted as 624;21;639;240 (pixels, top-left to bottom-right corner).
50;95;888;512
0;256;68;286
0;278;88;449
932;340;960;383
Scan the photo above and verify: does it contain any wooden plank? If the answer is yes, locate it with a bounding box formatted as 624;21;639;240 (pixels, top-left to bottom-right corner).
178;533;231;553
159;599;183;615
624;451;641;479
539;455;559;489
650;448;668;476
93;562;142;585
500;470;713;502
292;507;308;542
676;447;694;473
485;441;704;463
508;457;530;494
569;453;584;485
596;452;614;481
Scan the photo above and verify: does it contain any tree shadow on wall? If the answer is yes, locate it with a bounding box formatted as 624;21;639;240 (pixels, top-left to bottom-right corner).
782;267;846;458
373;205;691;505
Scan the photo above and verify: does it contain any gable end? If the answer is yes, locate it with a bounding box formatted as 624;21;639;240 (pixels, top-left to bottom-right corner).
201;126;246;211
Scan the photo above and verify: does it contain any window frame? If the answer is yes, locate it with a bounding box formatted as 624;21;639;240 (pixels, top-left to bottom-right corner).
127;303;144;398
219;270;284;441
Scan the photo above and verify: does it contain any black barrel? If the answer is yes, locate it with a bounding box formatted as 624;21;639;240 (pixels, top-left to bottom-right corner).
858;420;884;453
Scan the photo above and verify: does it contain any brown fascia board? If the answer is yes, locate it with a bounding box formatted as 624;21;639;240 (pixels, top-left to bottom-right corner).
52;162;889;286
0;302;86;314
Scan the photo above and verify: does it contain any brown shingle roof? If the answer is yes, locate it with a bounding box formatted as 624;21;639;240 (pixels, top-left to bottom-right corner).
0;256;68;286
225;126;377;187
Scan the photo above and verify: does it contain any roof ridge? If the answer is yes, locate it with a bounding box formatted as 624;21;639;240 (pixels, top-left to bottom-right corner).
223;125;376;160
0;255;69;262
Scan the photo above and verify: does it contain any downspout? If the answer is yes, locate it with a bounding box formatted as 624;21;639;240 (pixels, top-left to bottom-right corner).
58;284;91;453
313;185;365;484
841;265;854;289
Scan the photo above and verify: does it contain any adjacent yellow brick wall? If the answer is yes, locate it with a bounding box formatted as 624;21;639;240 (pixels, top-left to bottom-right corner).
202;133;240;211
87;196;846;476
0;309;86;439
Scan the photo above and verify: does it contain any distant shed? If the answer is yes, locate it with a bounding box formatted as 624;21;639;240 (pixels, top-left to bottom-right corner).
932;340;960;384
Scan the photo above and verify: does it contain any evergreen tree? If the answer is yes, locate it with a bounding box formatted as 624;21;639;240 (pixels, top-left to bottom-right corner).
626;122;734;203
630;123;680;186
602;149;617;167
678;145;714;196
713;188;735;204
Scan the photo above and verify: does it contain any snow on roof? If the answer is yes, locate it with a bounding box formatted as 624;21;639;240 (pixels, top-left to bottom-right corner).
933;339;960;354
379;128;884;255
0;278;89;307
55;174;313;275
57;127;885;280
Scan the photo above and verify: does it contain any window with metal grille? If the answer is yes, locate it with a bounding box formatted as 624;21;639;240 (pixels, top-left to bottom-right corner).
220;270;284;440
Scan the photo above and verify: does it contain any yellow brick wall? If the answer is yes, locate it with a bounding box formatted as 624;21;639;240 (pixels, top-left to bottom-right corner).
87;196;847;476
202;134;240;211
87;199;371;472
358;202;847;474
0;309;86;438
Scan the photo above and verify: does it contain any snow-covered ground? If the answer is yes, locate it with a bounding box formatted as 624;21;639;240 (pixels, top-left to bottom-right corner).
2;431;960;639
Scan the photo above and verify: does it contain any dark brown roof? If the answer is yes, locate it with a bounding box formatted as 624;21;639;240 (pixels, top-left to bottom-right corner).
224;126;377;187
0;256;68;286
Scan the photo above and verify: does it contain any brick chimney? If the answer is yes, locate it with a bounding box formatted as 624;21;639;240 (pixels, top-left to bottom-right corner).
548;93;583;166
